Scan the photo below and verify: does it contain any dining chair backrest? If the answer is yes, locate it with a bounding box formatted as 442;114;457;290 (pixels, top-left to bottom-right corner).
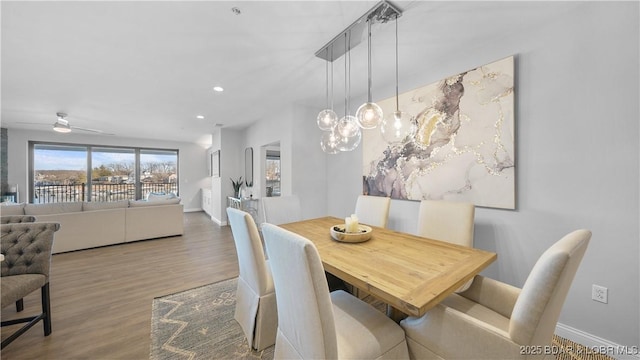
354;195;391;228
417;200;475;246
226;207;277;350
510;229;590;345
262;223;338;359
227;207;272;295
261;195;302;225
417;200;475;292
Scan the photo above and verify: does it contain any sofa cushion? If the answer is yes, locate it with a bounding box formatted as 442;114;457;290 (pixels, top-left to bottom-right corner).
129;198;181;207
83;200;130;211
25;202;83;215
1;203;26;216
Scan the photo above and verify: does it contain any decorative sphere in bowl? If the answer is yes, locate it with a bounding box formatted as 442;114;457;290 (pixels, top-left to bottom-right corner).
330;224;372;243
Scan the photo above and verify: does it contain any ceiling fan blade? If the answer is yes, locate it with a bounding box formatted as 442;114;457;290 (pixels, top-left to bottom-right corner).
15;121;50;126
71;126;115;135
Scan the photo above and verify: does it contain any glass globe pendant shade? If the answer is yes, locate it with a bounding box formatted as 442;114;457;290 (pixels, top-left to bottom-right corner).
380;110;416;145
338;127;362;152
320;128;341;154
336;115;360;138
317;109;338;131
355;102;383;129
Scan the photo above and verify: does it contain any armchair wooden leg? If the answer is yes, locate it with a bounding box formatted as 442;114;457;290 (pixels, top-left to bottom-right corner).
41;283;52;336
16;298;24;312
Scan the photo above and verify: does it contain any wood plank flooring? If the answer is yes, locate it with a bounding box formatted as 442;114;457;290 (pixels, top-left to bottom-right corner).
1;211;238;360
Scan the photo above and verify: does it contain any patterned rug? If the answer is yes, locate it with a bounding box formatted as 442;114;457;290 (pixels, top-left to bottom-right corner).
150;278;610;360
150;278;274;360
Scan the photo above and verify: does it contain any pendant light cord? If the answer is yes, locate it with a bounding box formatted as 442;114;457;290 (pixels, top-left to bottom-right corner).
348;30;351;114
344;32;348;117
395;15;400;112
330;47;334;109
367;19;372;103
325;50;330;109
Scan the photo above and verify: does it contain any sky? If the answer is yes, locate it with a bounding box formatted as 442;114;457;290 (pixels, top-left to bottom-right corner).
34;148;176;171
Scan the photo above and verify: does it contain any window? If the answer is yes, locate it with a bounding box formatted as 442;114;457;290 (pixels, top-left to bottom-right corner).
30;142;178;203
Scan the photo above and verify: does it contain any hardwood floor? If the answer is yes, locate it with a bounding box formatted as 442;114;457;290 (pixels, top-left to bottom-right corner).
1;212;238;360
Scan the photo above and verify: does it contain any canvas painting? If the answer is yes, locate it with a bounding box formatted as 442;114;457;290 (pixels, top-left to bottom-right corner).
362;56;515;209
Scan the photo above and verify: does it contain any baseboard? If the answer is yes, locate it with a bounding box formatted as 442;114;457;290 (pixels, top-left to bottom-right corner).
556;323;640;359
211;216;227;226
183;208;202;213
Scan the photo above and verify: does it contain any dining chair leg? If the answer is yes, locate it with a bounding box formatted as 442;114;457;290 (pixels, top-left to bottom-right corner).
41;283;52;336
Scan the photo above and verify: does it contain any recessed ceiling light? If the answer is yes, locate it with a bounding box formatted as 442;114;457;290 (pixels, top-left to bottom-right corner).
213;86;224;92
196;115;205;119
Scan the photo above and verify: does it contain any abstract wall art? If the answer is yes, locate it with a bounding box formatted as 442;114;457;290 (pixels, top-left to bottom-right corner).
362;56;515;209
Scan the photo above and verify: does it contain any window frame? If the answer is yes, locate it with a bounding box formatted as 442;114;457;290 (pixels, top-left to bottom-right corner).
29;141;179;203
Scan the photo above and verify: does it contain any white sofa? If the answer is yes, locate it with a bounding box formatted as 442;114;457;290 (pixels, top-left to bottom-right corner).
0;199;183;254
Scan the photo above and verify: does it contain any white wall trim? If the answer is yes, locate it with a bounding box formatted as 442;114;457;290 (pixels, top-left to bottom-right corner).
556;323;640;360
211;216;227;227
183;207;202;213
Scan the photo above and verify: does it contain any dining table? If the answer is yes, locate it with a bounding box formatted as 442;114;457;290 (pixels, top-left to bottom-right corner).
279;216;497;320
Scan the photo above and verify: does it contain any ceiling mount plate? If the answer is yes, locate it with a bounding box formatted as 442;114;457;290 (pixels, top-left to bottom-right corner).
315;0;402;62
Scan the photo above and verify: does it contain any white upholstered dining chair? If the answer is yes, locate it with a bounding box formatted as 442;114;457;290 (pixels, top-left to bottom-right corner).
261;195;302;225
262;223;410;359
417;199;475;246
417;199;475;292
354;195;391;228
261;194;346;292
400;229;591;360
226;207;277;351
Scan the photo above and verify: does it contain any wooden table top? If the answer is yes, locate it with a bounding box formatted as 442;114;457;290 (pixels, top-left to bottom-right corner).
279;216;497;317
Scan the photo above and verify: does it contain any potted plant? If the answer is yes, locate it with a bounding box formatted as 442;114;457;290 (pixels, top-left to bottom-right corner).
230;176;243;199
244;180;254;198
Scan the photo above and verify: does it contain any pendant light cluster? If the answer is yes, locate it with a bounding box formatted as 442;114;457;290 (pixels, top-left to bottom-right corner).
316;1;413;154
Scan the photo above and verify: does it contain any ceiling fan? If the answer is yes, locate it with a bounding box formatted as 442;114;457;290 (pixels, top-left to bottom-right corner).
52;112;114;135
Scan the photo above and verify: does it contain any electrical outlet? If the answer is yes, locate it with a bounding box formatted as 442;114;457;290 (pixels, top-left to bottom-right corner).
592;284;608;303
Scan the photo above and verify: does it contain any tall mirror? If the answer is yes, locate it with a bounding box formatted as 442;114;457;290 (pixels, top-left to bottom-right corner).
244;147;253;187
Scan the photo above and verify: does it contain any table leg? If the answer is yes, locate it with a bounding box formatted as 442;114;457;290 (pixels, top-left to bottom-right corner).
386;305;408;323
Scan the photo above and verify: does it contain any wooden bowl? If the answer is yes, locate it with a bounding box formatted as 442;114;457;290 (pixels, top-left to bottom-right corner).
330;224;373;243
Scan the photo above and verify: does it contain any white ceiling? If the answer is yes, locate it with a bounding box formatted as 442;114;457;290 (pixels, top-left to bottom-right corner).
1;1;583;145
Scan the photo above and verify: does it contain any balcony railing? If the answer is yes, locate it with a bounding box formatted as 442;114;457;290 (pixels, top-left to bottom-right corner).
33;183;178;204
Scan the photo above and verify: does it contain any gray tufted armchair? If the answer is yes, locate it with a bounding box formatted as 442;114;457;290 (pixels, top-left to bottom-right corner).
1;221;59;349
0;215;37;224
0;215;37;313
0;215;36;224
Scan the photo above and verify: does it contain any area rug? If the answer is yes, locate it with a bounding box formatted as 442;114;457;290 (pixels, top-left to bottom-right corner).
150;278;274;360
151;278;609;360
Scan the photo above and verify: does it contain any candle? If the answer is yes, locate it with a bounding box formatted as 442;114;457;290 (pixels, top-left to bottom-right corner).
345;214;359;233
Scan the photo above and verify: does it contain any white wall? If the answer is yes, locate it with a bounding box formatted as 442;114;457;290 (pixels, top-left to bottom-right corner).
323;2;639;347
241;104;330;223
5;128;209;212
242;107;294;222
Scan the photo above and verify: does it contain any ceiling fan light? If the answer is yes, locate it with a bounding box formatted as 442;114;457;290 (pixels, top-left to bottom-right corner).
53;121;71;133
